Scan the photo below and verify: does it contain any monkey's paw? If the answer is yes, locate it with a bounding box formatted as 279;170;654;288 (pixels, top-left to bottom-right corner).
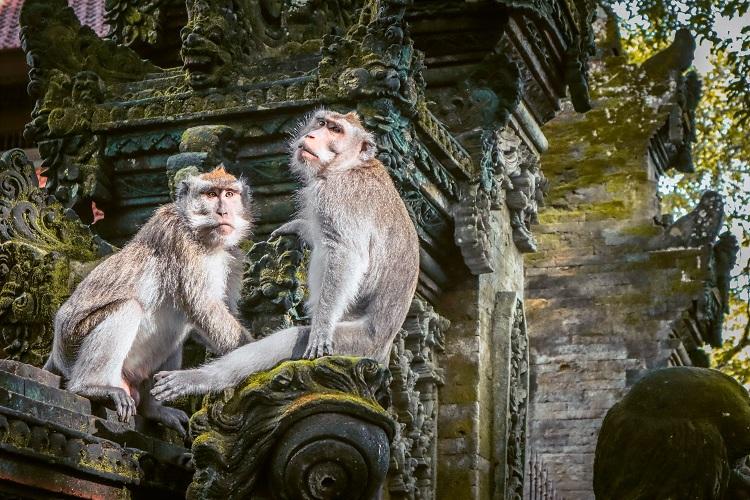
151;370;205;402
110;388;136;423
304;334;334;359
141;404;190;436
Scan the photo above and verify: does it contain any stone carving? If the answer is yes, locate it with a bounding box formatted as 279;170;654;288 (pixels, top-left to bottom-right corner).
647;190;724;250
500;129;547;253
492;292;529;500
641;28;696;81
428;51;523;165
594;367;750;499
181;0;364;89
188;356;394;499
239;235;308;338
640;30;702;176
0;149;112;366
105;0;180;47
454;183;494;275
19;0;159;211
0;360;192;495
318;0;424;109
708;231;740;348
388;298;449;499
504;299;529;498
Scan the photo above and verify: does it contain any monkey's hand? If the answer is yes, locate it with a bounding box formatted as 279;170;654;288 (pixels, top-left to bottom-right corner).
304;331;334;359
140;404;190;436
269;219;306;240
151;369;207;402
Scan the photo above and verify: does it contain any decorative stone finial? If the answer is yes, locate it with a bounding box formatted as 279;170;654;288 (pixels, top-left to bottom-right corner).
594;367;750;499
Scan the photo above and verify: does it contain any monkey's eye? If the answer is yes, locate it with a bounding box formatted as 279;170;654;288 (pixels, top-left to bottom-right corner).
206;191;218;198
225;191;234;198
317;119;326;127
329;125;343;134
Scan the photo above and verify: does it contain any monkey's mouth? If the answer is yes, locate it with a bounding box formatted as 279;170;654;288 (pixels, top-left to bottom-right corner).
208;222;234;236
298;145;318;160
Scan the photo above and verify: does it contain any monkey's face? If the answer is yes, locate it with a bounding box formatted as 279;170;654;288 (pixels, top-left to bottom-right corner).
291;110;377;176
177;167;253;249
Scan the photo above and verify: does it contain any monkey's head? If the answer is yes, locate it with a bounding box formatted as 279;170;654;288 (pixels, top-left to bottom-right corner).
291;109;377;177
175;166;252;249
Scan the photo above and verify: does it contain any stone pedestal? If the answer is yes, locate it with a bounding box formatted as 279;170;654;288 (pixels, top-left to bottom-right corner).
188;356;394;500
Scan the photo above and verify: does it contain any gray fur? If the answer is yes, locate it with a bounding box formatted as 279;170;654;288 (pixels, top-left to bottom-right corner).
45;169;253;430
151;110;419;401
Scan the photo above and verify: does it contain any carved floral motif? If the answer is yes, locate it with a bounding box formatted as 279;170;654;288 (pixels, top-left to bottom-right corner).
0;149;111;365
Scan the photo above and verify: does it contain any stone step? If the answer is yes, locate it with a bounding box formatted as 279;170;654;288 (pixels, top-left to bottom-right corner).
526;245;706;270
526;288;701;314
525;264;709;294
0;370;92;415
525;270;703;300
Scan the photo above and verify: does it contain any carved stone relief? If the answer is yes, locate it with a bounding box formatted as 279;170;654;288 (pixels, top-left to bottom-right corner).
388;297;450;499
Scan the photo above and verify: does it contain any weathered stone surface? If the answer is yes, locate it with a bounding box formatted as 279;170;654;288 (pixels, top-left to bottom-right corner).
0;149;112;366
188;356;394;500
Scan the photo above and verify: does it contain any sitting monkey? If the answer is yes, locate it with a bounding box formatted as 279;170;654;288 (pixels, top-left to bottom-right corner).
45;166;253;432
151;109;420;401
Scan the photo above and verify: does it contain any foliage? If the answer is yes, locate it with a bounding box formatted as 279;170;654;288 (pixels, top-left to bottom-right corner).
614;0;750;125
614;2;750;383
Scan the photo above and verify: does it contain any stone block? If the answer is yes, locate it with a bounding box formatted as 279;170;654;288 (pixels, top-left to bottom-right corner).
0;360;61;388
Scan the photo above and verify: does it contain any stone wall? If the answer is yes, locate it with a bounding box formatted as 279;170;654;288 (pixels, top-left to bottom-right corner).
524;20;727;499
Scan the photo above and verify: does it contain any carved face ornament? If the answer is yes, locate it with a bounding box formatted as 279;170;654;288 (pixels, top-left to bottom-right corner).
180;10;233;88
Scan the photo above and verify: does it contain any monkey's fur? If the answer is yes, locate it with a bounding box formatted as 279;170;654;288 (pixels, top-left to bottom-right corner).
45;167;253;431
151;109;420;401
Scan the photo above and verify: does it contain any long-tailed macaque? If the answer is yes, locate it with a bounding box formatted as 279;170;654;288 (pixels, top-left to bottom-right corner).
151;109;420;401
45;167;253;432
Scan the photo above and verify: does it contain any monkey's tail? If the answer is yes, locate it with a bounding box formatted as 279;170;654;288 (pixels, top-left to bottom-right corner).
200;326;310;392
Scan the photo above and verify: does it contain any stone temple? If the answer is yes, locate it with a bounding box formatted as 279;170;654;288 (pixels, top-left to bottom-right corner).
0;0;740;498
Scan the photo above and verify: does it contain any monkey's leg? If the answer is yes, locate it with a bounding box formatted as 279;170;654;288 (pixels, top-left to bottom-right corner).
139;348;189;435
305;246;367;359
67;301;143;422
151;326;311;402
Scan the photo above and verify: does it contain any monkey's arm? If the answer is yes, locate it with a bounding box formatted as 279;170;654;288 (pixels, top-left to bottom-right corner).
305;239;368;358
182;297;251;354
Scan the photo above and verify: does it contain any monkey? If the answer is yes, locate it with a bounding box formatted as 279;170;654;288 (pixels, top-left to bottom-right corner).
44;166;254;432
150;109;420;401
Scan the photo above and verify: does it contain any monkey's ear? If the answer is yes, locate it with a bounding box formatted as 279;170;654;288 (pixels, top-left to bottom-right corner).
360;134;377;162
175;179;190;201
